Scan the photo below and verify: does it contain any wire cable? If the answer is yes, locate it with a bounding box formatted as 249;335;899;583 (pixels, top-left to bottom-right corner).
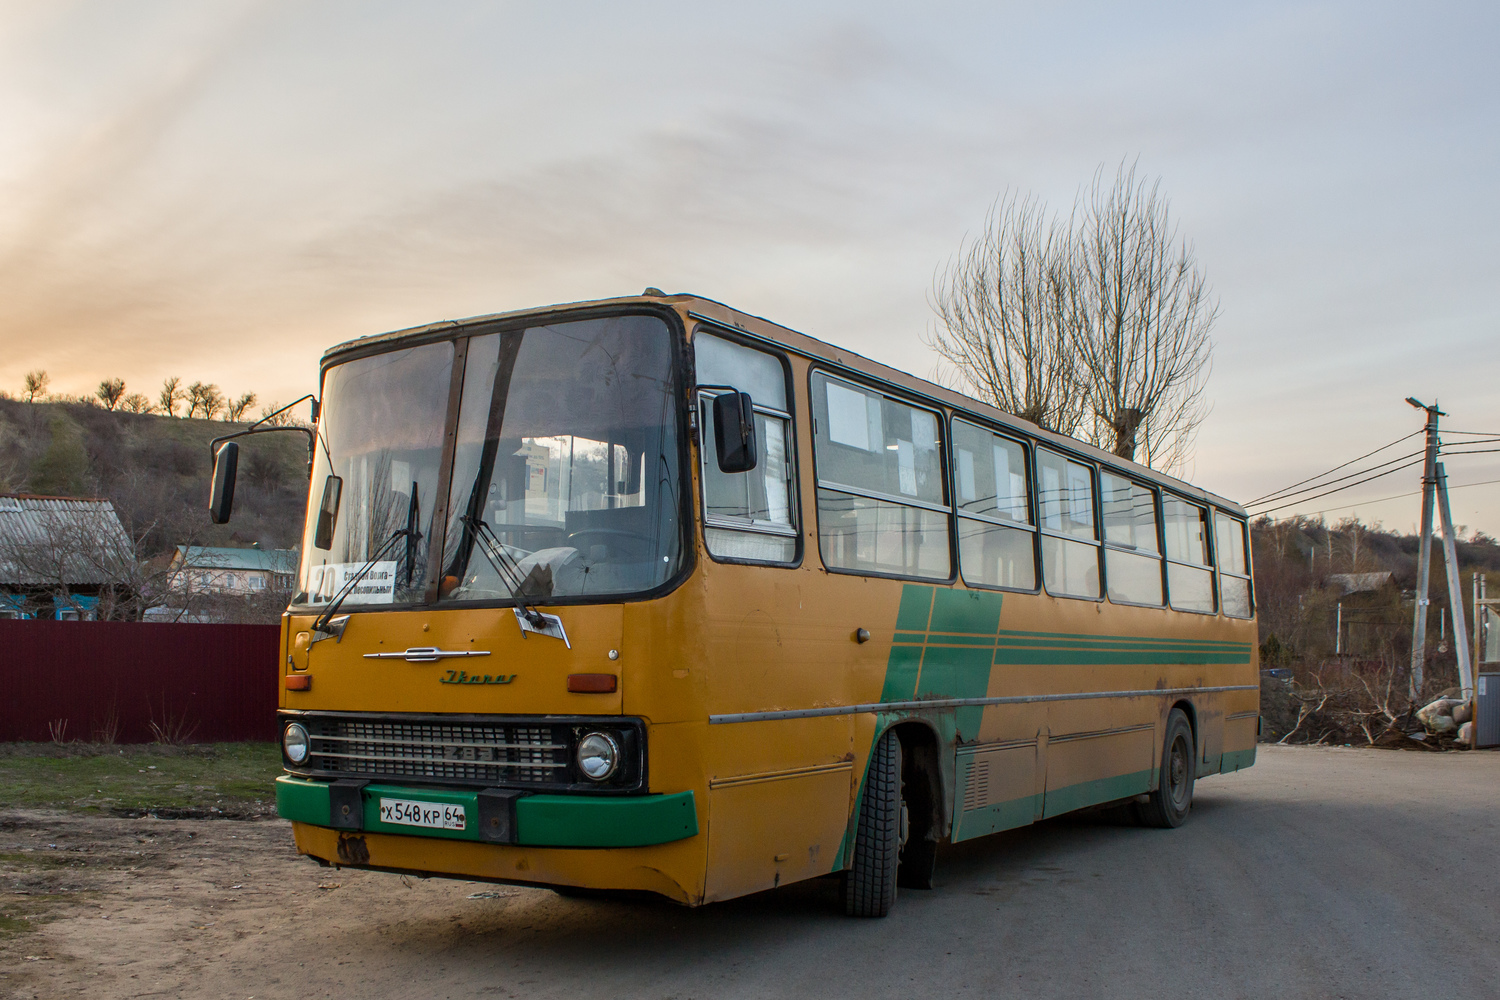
1258;476;1500;521
1250;458;1425;517
1246;449;1424;510
1243;429;1422;506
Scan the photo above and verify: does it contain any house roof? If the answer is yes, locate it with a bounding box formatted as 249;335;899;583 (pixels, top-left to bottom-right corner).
0;493;135;587
1328;572;1394;595
174;545;298;574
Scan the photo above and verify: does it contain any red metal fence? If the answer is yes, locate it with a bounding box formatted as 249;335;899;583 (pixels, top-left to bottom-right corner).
0;620;279;743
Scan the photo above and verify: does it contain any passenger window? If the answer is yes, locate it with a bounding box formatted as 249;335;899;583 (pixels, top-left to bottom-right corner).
1214;511;1252;618
1035;448;1099;599
696;333;797;563
1101;472;1163;606
1163;497;1214;612
952;419;1035;591
812;373;950;580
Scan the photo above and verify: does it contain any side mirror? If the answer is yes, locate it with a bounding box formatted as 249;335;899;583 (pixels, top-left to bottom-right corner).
209;442;239;524
314;475;343;550
712;391;758;474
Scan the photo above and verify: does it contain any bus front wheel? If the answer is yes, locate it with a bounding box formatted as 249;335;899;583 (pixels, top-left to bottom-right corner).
844;729;902;917
1136;708;1195;829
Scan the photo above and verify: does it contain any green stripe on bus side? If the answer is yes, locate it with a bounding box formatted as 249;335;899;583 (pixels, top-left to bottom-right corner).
994;649;1250;666
1041;768;1155;818
1220;747;1257;773
952;794;1040;841
998;627;1251;648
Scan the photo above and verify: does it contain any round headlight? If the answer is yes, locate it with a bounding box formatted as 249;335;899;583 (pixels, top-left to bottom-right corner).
576;732;619;782
283;723;310;765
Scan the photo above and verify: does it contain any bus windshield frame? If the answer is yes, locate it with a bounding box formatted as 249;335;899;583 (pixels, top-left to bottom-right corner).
290;308;693;613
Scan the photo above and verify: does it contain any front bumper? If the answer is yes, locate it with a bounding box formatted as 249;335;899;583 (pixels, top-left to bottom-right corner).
275;775;697;848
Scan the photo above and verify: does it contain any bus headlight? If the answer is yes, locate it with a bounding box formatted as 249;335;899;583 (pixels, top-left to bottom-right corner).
576;732;619;781
283;723;310;765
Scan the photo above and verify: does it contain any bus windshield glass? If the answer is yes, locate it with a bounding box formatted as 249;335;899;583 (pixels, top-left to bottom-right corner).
438;314;684;604
294;340;455;607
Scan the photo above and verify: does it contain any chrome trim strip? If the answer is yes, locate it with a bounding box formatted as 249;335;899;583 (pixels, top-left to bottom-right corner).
312;733;566;752
1047;723;1156;744
707;684;1260;725
363;647;491;663
954;738;1038;756
309;749;567;769
708;760;854;790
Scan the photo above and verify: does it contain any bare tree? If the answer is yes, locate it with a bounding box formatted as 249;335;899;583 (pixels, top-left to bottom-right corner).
23;370;50;403
929;162;1216;472
1072;162;1215;469
186;381;225;420
96;377;127;410
158;376;184;417
226;391;257;422
927;194;1086;435
121;393;153;414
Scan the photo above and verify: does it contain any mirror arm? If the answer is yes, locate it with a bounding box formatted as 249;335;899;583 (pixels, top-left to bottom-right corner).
207;425;316;477
207;394;319;473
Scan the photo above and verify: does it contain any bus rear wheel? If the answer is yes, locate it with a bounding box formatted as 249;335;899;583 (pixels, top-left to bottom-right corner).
844;729;902;917
1136;708;1195;829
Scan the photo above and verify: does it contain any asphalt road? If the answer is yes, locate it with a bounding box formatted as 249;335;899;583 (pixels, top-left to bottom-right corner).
6;745;1499;1000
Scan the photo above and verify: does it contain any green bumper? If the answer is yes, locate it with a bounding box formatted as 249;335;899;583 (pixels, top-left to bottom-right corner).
275;776;697;848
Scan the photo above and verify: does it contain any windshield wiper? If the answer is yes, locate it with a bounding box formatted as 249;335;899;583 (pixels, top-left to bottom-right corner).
312;485;422;636
457;514;549;627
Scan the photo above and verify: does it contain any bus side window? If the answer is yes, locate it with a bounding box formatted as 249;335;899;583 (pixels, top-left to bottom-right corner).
1163;496;1214;613
1035;448;1100;599
695;333;798;564
1101;471;1163;606
1215;511;1253;618
952;418;1036;591
811;373;950;580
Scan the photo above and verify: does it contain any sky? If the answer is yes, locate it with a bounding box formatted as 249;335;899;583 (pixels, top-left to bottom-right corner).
1;1;1497;535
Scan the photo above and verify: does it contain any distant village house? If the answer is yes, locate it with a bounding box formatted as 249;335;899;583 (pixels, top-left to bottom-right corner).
0;493;135;620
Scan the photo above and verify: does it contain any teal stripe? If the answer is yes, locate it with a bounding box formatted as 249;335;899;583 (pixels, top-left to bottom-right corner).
1041;768;1155;818
994;649;1250;666
1220;748;1256;773
998;628;1251;649
953;794;1040;841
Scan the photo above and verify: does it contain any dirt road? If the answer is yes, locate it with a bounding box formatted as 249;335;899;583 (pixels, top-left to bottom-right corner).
4;745;1498;1000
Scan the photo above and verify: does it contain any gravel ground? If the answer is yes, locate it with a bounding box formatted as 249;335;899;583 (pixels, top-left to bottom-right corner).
3;745;1498;1000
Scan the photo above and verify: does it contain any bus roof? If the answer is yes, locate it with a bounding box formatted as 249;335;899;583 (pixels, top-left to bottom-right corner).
322;291;1244;515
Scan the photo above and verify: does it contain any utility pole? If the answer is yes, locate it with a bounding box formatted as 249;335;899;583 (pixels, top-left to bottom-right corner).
1407;397;1442;701
1436;462;1474;697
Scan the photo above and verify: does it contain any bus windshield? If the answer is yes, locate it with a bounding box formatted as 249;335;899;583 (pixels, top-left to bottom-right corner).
438;314;684;604
293;313;684;610
294;340;454;608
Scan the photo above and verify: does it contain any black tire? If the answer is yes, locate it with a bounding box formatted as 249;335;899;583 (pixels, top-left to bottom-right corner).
1136;708;1195;829
845;730;902;917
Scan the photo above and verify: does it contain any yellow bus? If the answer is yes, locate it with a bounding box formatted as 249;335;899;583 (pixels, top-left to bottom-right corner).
219;291;1258;917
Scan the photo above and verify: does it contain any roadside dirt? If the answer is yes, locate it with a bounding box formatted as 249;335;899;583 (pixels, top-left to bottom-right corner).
0;809;543;999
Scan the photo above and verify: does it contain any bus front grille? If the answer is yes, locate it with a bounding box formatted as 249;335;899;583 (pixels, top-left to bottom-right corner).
303;717;571;785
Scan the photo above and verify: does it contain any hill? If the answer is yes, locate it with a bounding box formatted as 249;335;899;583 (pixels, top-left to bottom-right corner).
0;398;310;560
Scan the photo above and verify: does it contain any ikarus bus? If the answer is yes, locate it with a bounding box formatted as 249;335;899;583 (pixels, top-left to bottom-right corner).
209;291;1258;917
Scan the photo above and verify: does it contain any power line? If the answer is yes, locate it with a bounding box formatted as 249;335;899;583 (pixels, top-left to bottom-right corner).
1243;429;1422;506
1438;447;1500;457
1246;449;1423;510
1258;476;1500;521
1250;458;1425;516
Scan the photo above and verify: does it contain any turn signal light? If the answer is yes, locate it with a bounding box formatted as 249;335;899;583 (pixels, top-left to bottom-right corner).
567;673;617;693
285;675;312;691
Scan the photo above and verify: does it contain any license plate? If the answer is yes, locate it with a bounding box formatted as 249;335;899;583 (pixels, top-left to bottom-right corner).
378;798;467;831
